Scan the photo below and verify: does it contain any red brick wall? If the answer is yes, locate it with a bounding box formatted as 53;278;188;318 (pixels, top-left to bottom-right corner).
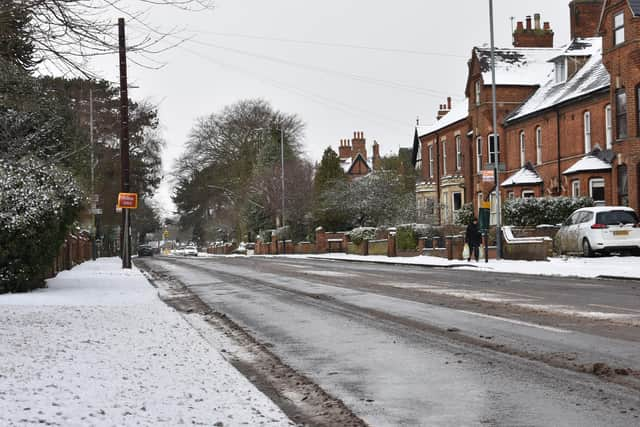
570;0;604;39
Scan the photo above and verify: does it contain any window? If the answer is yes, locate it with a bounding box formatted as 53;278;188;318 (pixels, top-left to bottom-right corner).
522;190;535;198
555;58;567;83
415;142;422;171
488;134;499;165
428;145;434;179
455;135;462;171
571;180;580;198
589;178;605;205
618;165;628;206
442;191;449;223
453;192;462;211
475;81;481;106
614;12;625;46
616;88;627;139
535;126;542;165
605;104;612;149
519;131;526;167
476;136;483;173
584;111;591;153
507;191;515;199
489;191;497;225
442;140;447;176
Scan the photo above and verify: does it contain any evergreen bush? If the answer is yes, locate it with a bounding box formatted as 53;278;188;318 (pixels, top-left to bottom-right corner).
348;227;376;245
455;203;475;225
503;196;593;226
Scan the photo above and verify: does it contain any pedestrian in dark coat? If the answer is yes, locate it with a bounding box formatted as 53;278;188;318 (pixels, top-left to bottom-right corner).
465;217;482;262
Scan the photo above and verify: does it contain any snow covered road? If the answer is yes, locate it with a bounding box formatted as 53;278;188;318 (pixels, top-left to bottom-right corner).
0;258;292;426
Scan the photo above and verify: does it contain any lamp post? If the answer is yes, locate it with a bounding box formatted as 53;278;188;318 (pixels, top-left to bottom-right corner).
489;0;503;259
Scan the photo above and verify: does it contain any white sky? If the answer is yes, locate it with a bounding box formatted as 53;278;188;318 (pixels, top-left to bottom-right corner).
91;0;571;216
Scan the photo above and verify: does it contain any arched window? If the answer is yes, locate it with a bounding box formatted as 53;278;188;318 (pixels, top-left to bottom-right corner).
535;126;542;165
605;105;612;149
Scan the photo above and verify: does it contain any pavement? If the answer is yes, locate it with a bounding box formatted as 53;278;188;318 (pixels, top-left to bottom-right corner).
0;258;293;427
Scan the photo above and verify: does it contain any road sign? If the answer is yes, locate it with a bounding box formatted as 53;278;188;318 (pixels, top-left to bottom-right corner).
117;192;138;209
482;170;494;182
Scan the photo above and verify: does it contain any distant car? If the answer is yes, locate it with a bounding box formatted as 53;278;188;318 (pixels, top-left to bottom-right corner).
183;245;198;256
137;245;154;257
556;206;640;257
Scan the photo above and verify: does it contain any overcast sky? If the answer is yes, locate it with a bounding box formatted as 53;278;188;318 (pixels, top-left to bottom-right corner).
92;0;572;216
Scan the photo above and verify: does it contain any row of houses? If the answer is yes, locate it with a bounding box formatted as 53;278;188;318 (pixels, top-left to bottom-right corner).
412;0;640;225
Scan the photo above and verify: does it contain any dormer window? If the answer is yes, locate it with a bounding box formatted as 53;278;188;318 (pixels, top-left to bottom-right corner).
554;58;567;83
614;12;625;46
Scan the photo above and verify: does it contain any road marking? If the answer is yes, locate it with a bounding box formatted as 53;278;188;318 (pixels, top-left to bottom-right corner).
588;304;640;314
458;310;571;333
305;271;355;278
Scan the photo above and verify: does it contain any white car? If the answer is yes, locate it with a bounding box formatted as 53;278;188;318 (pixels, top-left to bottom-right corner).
183;245;198;256
556;206;640;257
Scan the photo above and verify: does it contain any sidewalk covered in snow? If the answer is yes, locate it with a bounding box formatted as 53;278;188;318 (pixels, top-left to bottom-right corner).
0;258;291;426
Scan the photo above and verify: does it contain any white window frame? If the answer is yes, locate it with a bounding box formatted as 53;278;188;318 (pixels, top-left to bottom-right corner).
442;140;447;176
555;58;567;83
455;135;462;171
584;111;592;153
614;12;625;46
522;190;535;198
519;131;526;167
488;133;499;165
428;144;434;179
589;178;605;204
490;191;497;225
605;105;612;149
535;126;542;165
475;81;481;106
476;136;483;173
571;180;580;198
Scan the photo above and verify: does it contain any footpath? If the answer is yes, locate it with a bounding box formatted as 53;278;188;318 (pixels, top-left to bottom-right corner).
0;258;293;427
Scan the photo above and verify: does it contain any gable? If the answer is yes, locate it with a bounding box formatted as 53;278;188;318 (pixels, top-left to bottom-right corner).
599;0;640;32
348;153;371;175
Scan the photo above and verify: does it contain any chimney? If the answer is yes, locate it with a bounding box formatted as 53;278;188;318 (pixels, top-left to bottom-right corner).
338;138;352;159
513;13;554;48
372;141;381;170
534;13;541;30
447;97;452;110
351;131;367;161
436;99;451;120
569;0;603;39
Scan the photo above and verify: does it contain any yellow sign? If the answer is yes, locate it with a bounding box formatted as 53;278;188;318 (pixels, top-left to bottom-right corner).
117;192;138;209
481;201;491;209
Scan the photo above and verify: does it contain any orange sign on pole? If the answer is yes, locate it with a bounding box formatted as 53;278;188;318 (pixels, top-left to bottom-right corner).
117;192;138;209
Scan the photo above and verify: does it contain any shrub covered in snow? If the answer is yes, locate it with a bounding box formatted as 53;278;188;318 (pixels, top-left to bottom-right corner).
348;227;376;245
503;196;593;226
0;158;82;292
454;203;475;226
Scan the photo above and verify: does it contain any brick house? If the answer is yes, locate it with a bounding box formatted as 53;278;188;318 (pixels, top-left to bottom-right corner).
412;0;640;225
337;131;381;179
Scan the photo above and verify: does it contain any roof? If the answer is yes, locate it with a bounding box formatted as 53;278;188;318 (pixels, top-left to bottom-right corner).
507;38;609;123
631;0;640;15
563;155;612;175
474;47;561;86
501;163;543;187
346;152;372;175
417;99;469;138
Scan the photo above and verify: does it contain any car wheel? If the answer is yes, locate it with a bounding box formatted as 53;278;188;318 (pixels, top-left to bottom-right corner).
582;239;593;258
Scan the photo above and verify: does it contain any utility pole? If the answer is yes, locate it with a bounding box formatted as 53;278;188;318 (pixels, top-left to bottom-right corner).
118;18;132;269
280;127;285;228
489;0;503;259
89;87;96;260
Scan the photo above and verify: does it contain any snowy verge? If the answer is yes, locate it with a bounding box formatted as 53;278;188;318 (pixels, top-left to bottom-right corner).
255;253;640;280
0;258;292;426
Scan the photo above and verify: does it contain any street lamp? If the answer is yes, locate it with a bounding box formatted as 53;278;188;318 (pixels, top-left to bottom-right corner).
489;0;503;259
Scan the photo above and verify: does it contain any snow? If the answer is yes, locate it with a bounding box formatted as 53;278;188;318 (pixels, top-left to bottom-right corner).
0;258;292;426
268;253;640;280
501;166;543;187
563;155;612;175
417;99;469;138
475;47;560;87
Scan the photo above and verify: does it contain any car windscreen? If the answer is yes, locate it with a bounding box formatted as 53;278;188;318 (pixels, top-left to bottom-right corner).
595;210;638;225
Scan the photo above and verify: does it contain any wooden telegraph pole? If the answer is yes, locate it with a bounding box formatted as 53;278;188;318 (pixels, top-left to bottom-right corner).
118;18;132;269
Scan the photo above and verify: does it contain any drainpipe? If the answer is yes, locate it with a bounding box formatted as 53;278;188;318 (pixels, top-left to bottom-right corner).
556;109;562;195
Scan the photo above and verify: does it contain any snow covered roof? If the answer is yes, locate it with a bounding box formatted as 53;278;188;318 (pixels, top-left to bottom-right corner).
340;158;351;173
507;38;609;123
563;155;612;175
501;163;543;187
417;99;469;138
631;0;640;15
475;47;560;86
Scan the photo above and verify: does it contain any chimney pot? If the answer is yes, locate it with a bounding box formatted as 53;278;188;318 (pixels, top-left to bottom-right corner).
447;97;452;110
516;21;524;32
543;22;550;31
526;15;532;30
534;13;541;30
353;131;357;138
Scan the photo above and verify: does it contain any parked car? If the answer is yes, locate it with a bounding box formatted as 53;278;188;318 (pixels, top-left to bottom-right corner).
556;206;640;257
183;245;198;256
137;244;154;257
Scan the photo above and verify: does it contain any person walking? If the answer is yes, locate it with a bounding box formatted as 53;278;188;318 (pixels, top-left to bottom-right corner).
465;217;482;262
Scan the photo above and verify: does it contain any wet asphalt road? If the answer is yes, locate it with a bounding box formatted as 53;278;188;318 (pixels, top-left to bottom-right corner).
140;255;640;426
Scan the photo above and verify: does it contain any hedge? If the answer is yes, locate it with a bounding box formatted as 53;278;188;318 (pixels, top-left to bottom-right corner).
503;196;593;226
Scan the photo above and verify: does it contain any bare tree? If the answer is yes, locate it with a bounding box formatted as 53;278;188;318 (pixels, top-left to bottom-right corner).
10;0;214;75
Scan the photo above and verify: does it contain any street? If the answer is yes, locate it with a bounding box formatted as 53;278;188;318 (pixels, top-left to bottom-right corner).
137;255;640;426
